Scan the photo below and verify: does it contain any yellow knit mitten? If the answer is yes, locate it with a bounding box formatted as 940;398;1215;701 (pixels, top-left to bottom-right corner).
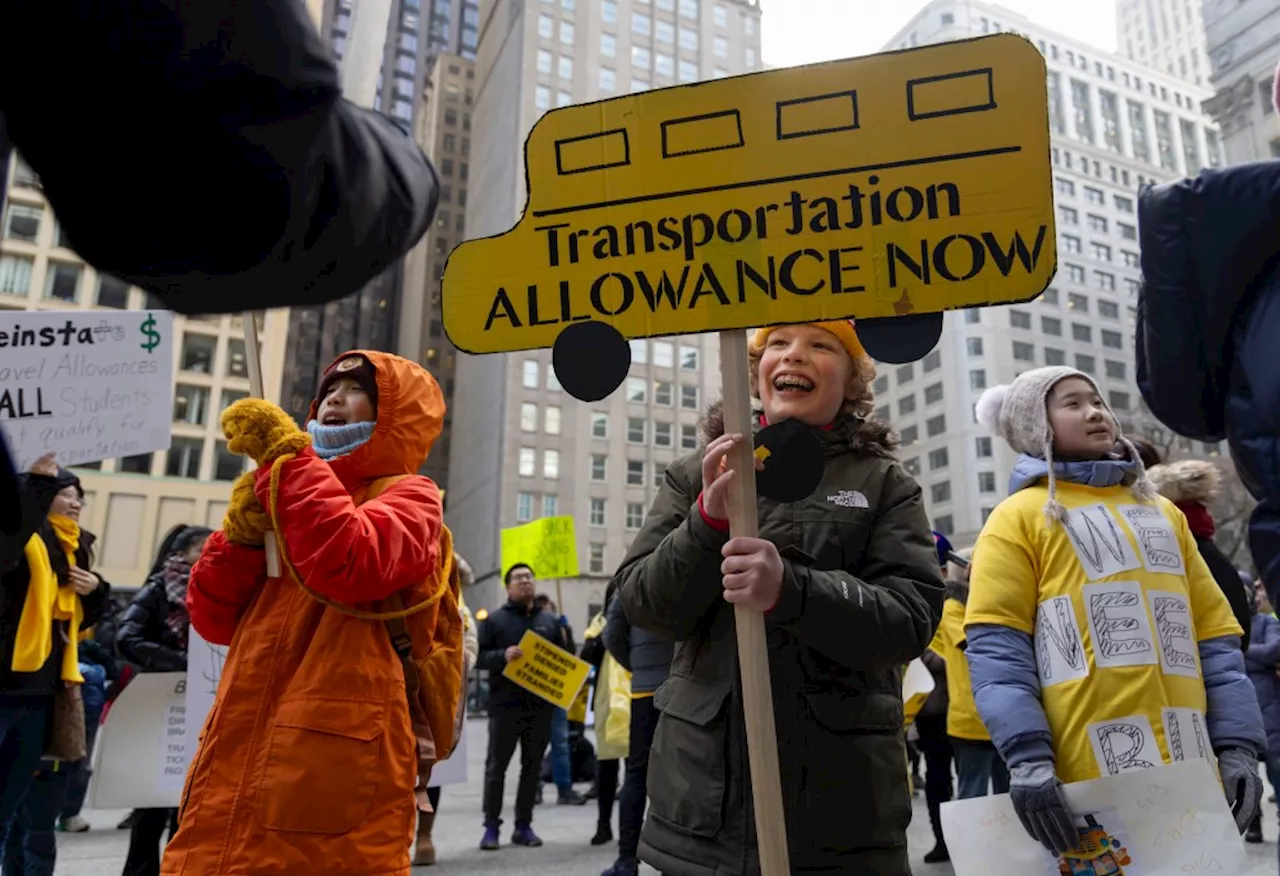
221;399;310;466
223;472;270;546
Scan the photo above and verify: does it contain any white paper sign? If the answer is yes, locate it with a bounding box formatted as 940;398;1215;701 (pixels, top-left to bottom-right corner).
1088;714;1163;777
184;625;229;765
1119;504;1186;576
1035;595;1090;688
1084;581;1157;669
89;672;187;809
1062;503;1141;581
941;759;1246;876
1150;590;1201;679
427;727;469;788
0;308;174;469
1162;707;1211;764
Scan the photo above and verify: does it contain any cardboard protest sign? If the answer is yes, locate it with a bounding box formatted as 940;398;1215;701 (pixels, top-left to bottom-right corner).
184;625;228;765
502;630;591;709
0;309;174;468
90;672;188;809
902;658;936;725
500;515;580;580
442;33;1054;400
940;759;1246;876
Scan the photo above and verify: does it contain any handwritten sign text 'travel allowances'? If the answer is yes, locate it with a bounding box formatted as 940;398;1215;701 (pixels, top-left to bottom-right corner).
0;310;174;469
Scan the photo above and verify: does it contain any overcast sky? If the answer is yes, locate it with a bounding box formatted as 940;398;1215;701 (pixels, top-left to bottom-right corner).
761;0;1119;68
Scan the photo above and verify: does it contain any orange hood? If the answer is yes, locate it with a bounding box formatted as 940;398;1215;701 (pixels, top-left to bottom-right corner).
307;350;444;492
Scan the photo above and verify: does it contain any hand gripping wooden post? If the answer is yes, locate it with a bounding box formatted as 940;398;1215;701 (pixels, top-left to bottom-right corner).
718;329;791;876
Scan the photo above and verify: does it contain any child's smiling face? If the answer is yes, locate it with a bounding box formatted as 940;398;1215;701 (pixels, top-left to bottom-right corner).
1047;376;1116;459
756;325;852;427
317;377;375;426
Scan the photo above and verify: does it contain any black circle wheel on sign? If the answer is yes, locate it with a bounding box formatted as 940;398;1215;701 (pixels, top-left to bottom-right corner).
855;312;944;364
552;321;632;402
754;419;826;504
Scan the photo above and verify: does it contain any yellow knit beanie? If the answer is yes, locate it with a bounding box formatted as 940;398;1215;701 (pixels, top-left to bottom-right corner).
748;320;866;362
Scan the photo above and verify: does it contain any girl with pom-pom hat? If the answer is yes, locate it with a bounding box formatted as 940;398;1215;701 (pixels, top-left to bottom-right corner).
964;366;1265;857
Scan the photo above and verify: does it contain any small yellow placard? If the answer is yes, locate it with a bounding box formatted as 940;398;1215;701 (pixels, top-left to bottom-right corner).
443;33;1054;354
500;516;579;580
502;630;591;709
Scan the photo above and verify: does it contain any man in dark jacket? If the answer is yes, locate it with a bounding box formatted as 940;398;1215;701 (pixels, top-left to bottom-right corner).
1134;117;1280;608
601;590;675;876
475;564;565;852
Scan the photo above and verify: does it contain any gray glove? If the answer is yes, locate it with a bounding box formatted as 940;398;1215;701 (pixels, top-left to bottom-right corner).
1217;748;1263;832
1009;759;1077;855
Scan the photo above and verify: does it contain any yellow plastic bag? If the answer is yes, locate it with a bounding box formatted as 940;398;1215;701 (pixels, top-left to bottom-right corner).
594;654;631;761
567;677;589;724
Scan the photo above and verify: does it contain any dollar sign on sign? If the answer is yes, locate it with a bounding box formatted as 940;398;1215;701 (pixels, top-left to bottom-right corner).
139;313;161;353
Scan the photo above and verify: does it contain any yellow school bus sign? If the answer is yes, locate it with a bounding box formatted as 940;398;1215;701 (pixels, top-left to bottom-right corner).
443;34;1054;398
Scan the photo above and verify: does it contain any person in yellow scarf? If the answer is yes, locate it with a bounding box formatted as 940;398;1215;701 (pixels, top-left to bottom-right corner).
0;454;107;862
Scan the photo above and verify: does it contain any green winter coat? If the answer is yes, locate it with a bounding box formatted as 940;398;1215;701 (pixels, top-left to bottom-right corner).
616;405;945;876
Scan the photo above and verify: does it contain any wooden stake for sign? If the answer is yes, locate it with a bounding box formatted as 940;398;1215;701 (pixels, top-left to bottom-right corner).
241;313;281;579
718;329;791;876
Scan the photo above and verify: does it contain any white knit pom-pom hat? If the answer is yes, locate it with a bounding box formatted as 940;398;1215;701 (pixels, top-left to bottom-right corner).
975;366;1155;524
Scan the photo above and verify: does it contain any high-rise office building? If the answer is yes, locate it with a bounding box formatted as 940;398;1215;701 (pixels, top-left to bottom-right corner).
449;0;762;613
1200;0;1280;163
279;0;480;425
1115;0;1210;87
399;52;476;490
878;0;1223;546
0;152;291;589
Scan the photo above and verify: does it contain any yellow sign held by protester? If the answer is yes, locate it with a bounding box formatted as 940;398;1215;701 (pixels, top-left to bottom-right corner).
442;34;1054;360
503;630;591;709
500;515;579;580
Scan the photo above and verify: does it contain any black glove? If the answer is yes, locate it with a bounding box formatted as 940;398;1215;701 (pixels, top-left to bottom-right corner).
1217;748;1263;833
1009;760;1077;855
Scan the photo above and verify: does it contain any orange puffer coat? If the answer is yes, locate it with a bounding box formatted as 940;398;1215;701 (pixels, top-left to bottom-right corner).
162;351;446;876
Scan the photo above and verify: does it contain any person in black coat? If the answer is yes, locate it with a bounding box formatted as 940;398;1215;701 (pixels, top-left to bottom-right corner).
116;524;212;876
0;457;107;875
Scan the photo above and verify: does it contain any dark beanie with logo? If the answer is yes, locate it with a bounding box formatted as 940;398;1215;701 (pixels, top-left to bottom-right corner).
314;355;379;413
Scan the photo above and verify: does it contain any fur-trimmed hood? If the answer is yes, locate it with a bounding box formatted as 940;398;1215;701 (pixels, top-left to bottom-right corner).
699;400;898;460
1147;458;1221;504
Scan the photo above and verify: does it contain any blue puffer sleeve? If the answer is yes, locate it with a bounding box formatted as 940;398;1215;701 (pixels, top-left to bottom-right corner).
967;623;1054;767
1201;635;1267;756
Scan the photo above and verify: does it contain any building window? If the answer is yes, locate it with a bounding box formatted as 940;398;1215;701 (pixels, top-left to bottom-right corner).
538;13;553;38
213;442;243;481
965;309;981;324
1101;330;1123;350
656;53;674;77
1094;271;1115;291
116;453;153;475
173;384;210;426
1084;186;1105;205
1105;359;1126;380
934;515;954;536
560;20;574;44
681;385;699;410
1092;242;1112;262
221;389;249;410
969;369;986;390
627;460;645;486
903;457;921;476
519;447;536;477
681;424;698;450
1121;251;1139;268
599;67;616;92
679;345;698;370
896;363;914;384
1115;195;1134;213
93;274;130;308
543;494;559;518
1109;391;1131;411
1088;214;1108;233
523;360;539;388
1118;222;1137;241
653;380;673;405
654;341;674;367
680;26;697;50
1045;347;1066;365
628;418;646;443
923;350;941;372
713;36;728;57
966;337;984;357
626;377;647;404
44;262;81;302
591;412;608;438
928;448;949;470
1013;341;1034;361
1067;264;1086;284
2;203;42;242
1059;205;1078;225
1010;309;1031;329
1099;300;1120;320
601;33;616;56
978;471;996;493
535;86;551;111
679;0;697;18
591;454;607;481
1075;354;1096;374
632;12;651;35
543;449;560;479
898;395;916;416
656;20;674;43
1072;323;1092;343
545;405;561;435
537;49;552;74
713;3;727;26
1063;235;1081;254
626;502;646;530
590;498;606;526
926;415;946;437
900;425;918;445
1042;288;1059;305
924;383;943;405
166;437;204;479
557;89;572;107
744;15;755;34
629;338;647;364
1068;293;1089;313
1041;316;1062;336
517;492;534;523
180;333;217;373
601;0;617;22
521;402;538;431
0;254;33;295
1055;177;1076;196
654;421;672;447
589;544;606;574
632;46;651;70
975;436;992;458
931;481;951;503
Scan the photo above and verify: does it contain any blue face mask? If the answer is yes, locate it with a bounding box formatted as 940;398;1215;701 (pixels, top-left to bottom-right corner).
306;420;375;460
1008;453;1137;495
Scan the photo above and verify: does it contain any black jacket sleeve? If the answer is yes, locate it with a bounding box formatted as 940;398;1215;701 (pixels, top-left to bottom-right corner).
602;593;633;672
475;616;509;674
1;474;59;575
117;584;187;673
1;0;437;314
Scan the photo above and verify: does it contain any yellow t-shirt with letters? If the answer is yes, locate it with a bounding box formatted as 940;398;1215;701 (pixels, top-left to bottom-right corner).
965;481;1241;784
929;598;990;742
